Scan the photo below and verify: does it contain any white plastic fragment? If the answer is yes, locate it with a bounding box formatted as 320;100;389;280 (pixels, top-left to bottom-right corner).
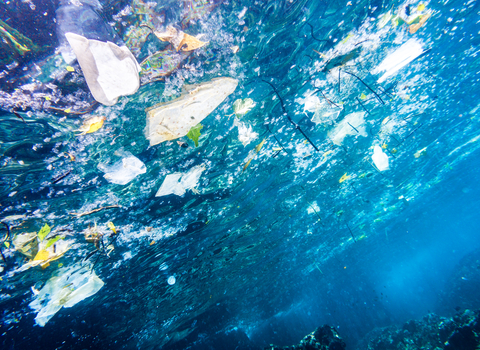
29;265;104;327
98;150;146;185
233;118;258;146
156;164;205;197
372;145;389;171
329;112;367;145
145;77;238;146
167;276;176;285
373;39;424;83
65;32;141;106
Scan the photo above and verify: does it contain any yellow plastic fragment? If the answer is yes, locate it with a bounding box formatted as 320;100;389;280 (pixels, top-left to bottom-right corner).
409;13;431;34
66;66;75;72
417;3;425;12
65;108;71;113
339;173;351;183
33;249;49;261
107;222;117;234
77;116;106;135
44;96;51;101
382;144;388;149
360;93;367;100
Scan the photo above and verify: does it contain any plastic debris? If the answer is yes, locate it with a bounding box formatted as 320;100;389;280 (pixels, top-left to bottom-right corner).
233;98;256;117
372;145;389;171
155;164;206;197
145;77;238;146
297;91;342;125
233;118;258;146
154;25;208;52
19;237;70;271
13;232;38;259
65;32;141;106
167;276;176;285
77;116;106;135
414;147;427;158
98;150;146;185
373;39;425;83
29;265;104;327
339;173;351;183
140;49;191;85
329;112;367;146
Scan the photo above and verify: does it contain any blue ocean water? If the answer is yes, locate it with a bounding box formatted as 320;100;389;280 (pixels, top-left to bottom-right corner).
1;0;480;349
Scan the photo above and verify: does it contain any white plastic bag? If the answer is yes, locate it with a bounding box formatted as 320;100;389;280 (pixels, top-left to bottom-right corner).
65;32;141;106
156;165;205;197
98;150;146;185
29;265;104;327
372;145;389;171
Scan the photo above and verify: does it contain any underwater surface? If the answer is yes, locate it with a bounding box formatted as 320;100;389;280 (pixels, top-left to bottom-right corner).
1;0;480;349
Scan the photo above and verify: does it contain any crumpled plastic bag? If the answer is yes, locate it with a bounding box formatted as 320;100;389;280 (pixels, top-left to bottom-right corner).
13;232;38;259
372;145;389;171
29;265;104;327
329;112;367;145
65;32;141;106
156;164;205;197
297;93;342;125
145;77;238;146
98;150;146;185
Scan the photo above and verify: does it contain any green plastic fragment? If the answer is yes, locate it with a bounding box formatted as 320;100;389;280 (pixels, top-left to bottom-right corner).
187;124;203;147
45;235;64;249
4;241;9;248
37;224;51;242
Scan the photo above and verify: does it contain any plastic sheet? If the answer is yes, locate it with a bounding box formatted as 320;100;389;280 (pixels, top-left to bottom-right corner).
29;265;104;327
329;112;367;146
372;145;389;171
65;32;141;106
98;150;146;185
145;77;238;146
156;165;206;197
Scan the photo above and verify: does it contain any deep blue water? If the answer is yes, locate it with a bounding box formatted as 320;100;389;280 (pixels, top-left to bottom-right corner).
1;0;480;349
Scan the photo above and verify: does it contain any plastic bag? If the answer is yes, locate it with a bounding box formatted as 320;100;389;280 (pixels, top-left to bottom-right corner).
98;150;146;185
65;32;141;106
156;165;205;197
329;112;367;145
372;145;389;171
29;265;104;327
145;77;238;146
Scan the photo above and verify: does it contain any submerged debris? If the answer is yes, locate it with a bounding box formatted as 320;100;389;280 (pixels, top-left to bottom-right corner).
145;77;238;146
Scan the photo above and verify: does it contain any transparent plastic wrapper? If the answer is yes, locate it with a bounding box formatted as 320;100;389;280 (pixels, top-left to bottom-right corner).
145;77;238;146
372;145;389;171
156;165;206;197
12;232;38;259
65;32;141;106
98;150;146;185
329;112;367;146
29;265;104;327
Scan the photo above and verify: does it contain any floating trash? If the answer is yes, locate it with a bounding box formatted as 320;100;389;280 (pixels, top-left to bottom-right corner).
65;32;141;106
145;77;238;146
98;150;147;185
29;265;104;327
167;276;176;285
